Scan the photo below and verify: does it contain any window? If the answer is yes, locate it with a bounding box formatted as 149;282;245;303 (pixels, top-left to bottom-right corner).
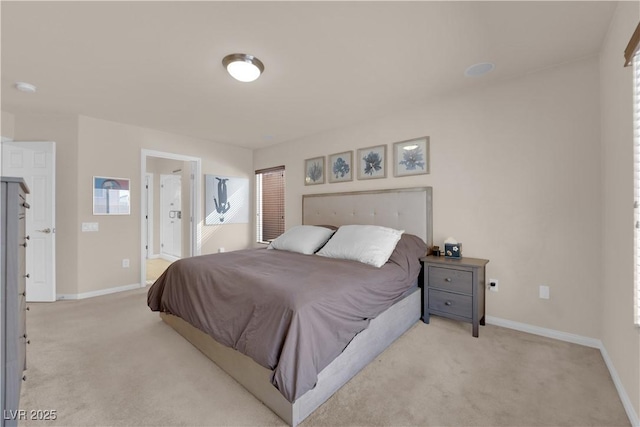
634;56;640;325
627;21;640;325
256;166;285;243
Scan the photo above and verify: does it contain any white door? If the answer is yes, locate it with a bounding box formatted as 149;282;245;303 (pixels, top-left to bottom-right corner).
2;141;56;302
160;174;181;260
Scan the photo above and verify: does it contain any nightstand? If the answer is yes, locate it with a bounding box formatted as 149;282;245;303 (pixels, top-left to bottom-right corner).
420;256;489;337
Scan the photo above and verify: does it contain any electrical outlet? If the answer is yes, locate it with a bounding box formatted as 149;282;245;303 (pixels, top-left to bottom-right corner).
539;285;550;299
489;279;499;292
122;259;130;268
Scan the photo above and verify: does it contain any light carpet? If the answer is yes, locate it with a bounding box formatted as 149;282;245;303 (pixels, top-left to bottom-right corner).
146;258;172;284
18;288;629;426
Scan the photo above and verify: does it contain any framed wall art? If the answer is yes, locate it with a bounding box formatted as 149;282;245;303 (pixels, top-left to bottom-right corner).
304;156;325;185
328;151;353;183
93;176;131;215
393;136;430;177
205;174;249;224
357;145;386;180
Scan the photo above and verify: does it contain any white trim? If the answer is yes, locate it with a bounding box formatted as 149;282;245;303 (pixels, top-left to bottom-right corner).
148;253;160;259
485;316;600;348
140;149;201;288
486;316;639;426
600;344;640;427
144;173;154;259
160;253;180;263
56;283;141;300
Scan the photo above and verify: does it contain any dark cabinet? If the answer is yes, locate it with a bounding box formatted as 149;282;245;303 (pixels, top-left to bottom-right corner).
421;256;489;337
1;177;29;427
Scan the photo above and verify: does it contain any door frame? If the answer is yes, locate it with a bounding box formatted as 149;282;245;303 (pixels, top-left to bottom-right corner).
140;149;201;287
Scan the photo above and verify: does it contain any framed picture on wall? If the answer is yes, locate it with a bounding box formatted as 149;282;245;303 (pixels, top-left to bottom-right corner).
393;136;430;177
93;176;130;215
205;175;249;225
304;156;325;185
328;151;353;183
357;145;386;180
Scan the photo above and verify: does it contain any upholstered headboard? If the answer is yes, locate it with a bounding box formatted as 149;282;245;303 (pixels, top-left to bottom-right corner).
302;187;433;247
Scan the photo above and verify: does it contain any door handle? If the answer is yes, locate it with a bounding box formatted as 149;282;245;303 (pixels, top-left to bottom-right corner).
37;228;51;234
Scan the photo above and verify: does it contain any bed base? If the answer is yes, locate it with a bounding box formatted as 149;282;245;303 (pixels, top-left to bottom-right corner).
160;287;421;426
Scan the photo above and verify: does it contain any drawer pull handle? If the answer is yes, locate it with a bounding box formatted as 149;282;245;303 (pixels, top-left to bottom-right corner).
25;235;30;240
445;301;452;306
25;273;30;279
23;334;27;339
445;278;452;282
21;291;26;297
26;306;30;311
37;228;51;234
26;340;31;345
21;242;27;248
22;375;27;382
22;202;30;209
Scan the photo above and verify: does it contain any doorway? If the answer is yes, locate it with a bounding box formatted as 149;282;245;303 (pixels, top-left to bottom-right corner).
141;149;201;286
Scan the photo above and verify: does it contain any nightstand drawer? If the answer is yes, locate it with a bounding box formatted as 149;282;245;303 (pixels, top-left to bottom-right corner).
428;289;472;319
428;266;472;294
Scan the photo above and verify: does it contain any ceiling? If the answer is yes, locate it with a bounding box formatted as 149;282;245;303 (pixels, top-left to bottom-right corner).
1;1;616;149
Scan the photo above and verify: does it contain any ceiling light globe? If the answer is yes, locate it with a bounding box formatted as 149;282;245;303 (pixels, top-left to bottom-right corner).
223;54;264;83
227;61;261;83
14;81;37;93
464;62;495;77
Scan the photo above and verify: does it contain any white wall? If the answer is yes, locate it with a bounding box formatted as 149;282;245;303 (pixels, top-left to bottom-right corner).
255;56;602;339
13;113;81;296
600;1;640;419
13;113;254;295
1;110;15;140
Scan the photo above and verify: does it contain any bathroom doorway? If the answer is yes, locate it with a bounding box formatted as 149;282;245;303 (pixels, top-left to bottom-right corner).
141;149;201;285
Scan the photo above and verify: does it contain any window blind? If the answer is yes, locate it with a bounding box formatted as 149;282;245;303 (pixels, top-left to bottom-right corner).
634;55;640;325
256;166;285;243
625;22;640;67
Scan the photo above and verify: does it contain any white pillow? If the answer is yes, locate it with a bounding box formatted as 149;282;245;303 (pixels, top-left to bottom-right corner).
316;225;404;268
267;225;335;255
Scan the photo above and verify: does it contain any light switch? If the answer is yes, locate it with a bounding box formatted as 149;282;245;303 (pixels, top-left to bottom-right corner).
81;222;99;232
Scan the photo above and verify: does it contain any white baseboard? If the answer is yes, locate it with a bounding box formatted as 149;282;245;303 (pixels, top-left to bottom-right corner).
56;283;142;300
486;316;639;426
160;253;180;262
485;316;601;348
148;253;160;259
600;343;640;427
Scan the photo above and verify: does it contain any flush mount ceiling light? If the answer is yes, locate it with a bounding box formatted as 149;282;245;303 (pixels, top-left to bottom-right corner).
222;53;264;83
464;62;495;77
14;81;37;93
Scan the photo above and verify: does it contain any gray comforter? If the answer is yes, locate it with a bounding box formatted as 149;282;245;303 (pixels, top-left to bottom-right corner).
147;234;426;402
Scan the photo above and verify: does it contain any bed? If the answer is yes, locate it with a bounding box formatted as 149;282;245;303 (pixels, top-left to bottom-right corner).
148;187;433;426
